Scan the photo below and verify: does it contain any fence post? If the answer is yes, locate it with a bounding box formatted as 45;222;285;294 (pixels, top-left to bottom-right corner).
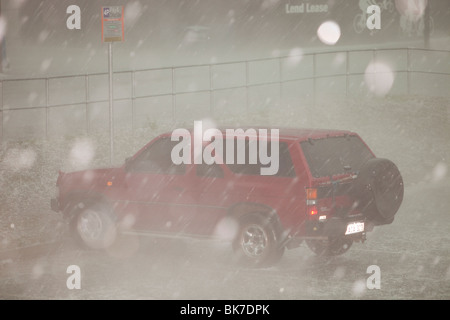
0;80;3;144
209;64;214;115
313;53;316;107
407;48;411;95
246;60;250;113
85;74;89;134
131;70;135;132
45;78;49;139
172;67;176;123
279;57;283;107
346;51;349;99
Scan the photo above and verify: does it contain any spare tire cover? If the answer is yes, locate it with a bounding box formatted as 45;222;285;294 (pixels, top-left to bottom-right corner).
353;158;404;223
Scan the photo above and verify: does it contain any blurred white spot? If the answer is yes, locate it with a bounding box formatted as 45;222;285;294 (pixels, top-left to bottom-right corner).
364;61;394;97
317;21;341;45
38;29;50;43
21;16;29;25
28;92;38;104
10;0;27;9
183;26;210;45
166;221;172;228
125;1;143;25
120;214;136;230
431;162;447;182
395;0;427;22
213;217;239;241
432;256;441;266
200;118;218;132
279;287;285;293
3;148;37;171
32;263;44;280
227;10;236;26
286;48;303;66
352;279;366;297
261;0;280;10
40;58;52;72
333;52;346;67
10;223;14;229
333;266;346;280
130;51;136;57
69;139;95;168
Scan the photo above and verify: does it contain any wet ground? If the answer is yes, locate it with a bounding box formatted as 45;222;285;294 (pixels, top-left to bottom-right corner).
1;179;449;300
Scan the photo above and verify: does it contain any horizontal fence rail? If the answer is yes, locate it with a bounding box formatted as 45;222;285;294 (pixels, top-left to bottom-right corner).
1;47;450;141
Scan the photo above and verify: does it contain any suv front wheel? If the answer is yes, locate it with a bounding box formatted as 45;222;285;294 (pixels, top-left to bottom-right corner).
71;202;117;250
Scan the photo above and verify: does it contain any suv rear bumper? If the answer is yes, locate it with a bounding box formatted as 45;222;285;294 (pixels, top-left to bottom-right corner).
304;216;373;239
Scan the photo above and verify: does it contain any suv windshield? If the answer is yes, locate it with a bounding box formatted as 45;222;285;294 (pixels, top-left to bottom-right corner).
300;135;374;178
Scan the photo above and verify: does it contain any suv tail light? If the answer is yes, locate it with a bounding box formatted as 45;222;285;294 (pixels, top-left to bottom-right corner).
309;206;318;216
306;188;317;201
306;188;319;216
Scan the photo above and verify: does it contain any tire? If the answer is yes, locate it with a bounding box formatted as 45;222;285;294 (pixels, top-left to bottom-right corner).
70;202;117;250
232;214;284;267
306;237;353;256
352;158;404;225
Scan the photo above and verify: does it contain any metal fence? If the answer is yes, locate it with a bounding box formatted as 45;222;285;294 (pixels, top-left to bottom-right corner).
1;47;450;141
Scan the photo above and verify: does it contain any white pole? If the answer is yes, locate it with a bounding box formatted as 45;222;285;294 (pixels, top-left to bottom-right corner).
108;42;114;165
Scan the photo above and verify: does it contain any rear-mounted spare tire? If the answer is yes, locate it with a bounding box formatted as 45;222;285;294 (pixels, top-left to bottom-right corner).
353;158;404;225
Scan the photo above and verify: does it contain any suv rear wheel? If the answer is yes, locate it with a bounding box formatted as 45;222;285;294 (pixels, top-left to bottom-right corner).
232;214;285;267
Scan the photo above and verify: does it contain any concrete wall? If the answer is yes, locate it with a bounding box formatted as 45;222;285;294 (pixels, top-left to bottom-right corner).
1;48;449;141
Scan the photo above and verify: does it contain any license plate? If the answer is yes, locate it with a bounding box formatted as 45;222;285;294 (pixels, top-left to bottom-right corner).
345;222;365;235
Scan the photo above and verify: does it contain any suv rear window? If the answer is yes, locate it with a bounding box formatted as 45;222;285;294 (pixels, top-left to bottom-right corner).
300;135;374;178
223;140;296;177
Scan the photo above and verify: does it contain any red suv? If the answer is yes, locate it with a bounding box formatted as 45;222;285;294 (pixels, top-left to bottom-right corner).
51;127;404;267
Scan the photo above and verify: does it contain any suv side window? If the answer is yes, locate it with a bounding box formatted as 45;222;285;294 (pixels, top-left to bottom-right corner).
129;137;186;175
195;145;225;178
223;139;296;177
196;162;224;178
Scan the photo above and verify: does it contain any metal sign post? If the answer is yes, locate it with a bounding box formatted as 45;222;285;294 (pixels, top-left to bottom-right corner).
101;6;124;165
